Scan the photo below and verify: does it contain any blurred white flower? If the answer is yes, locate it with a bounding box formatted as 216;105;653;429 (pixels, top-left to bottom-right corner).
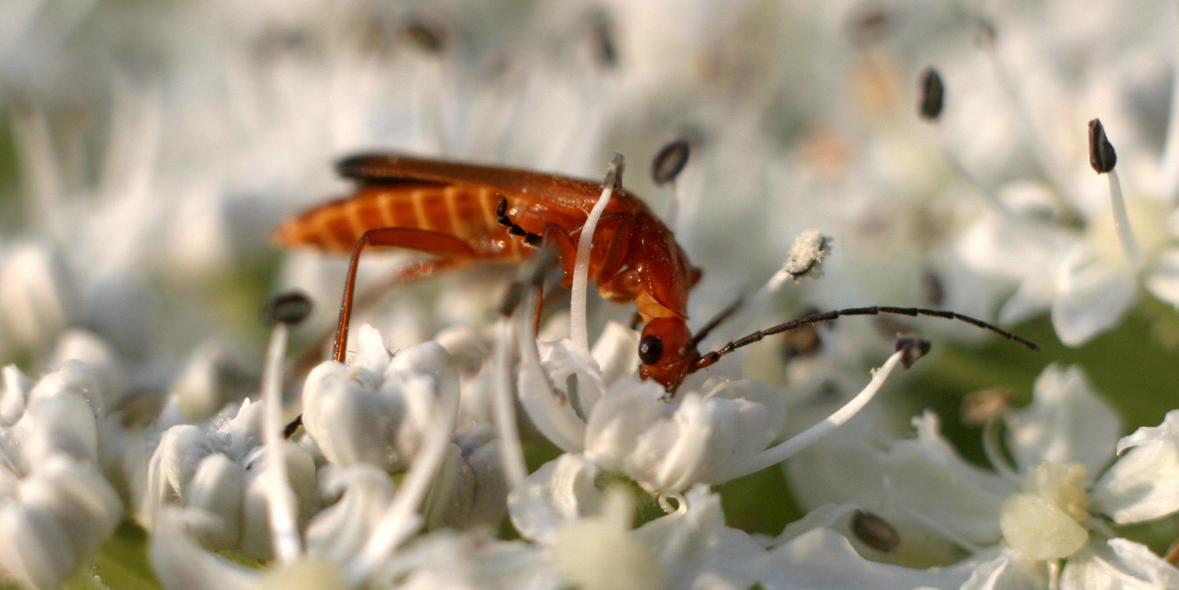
0;359;122;589
5;0;1179;588
142;399;317;559
788;363;1179;586
509;457;764;590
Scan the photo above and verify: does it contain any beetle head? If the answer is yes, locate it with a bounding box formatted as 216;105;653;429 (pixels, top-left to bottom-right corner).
637;317;696;393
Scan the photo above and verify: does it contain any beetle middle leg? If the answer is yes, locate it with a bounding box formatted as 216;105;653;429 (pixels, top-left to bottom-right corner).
333;227;476;363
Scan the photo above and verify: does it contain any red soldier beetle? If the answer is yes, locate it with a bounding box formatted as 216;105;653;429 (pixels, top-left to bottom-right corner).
275;152;1037;396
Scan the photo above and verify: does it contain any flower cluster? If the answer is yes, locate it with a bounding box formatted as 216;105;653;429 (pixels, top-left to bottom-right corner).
4;0;1179;589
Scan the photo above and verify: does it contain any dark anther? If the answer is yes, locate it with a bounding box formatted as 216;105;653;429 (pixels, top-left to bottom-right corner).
918;67;944;121
638;335;664;365
262;290;313;326
605;153;626;191
591;10;617;67
652;139;691;185
1088;118;1117;174
852;510;900;552
402;19;445;53
283;415;303;439
896;335;931;369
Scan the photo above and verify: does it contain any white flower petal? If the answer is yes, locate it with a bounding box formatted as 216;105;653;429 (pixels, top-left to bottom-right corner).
381;530;556;590
1060;538;1179;590
540;338;607;417
958;551;1048;590
0;364;33;425
0;242;71;350
240;442;317;560
151;507;260;590
634;485;764;589
49;330;125;406
173;341;253;422
585;378;782;493
185;453;246;549
552;486;665;590
787;412;1012;548
423;429;506;531
516;338;586;454
1092;410;1179;523
144;424;219;525
305;464;396;564
28;358;105;418
507;454;603;544
757;527;977;590
1005;364;1121;477
0;456;122;590
582;381;665;473
301;361;405;468
18;392;100;464
1144;249;1179;306
1050;246;1138;346
0;500;77;589
590;321;640;387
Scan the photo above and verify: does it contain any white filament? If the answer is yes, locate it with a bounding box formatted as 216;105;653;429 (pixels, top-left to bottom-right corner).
570;155;622;352
716;349;904;481
1107;170;1144;268
492;317;528;489
261;323;302;563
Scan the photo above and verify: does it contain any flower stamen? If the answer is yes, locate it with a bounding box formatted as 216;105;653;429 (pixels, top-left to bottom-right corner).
571;154;624;352
1089;119;1143;268
260;291;312;563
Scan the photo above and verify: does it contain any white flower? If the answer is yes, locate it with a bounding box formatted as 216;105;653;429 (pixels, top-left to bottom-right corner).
142;399;317;559
517;310;915;497
1091;410;1179;524
508;456;764;590
0;455;123;590
151;325;464;589
787;363;1179;586
301;326;459;470
0;359;122;589
936;2;1179;346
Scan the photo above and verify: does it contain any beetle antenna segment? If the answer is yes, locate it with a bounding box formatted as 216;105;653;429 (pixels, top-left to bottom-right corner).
685;295;744;353
690;306;1039;373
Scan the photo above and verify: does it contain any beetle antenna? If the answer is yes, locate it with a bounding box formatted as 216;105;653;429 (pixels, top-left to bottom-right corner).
685;295;744;353
689;306;1039;373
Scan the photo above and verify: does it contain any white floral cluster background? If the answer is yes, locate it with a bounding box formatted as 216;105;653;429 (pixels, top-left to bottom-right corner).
3;0;1179;589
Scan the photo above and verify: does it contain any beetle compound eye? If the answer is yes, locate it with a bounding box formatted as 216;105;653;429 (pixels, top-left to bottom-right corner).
638;335;664;365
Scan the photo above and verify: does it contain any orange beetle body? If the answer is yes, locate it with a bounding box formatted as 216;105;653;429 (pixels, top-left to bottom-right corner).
276;153;702;392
